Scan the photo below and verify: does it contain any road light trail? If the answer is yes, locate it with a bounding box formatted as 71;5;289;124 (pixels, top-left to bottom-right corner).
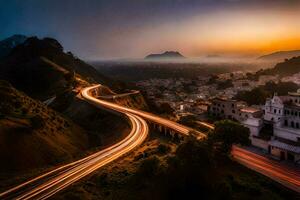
82;85;206;137
0;89;148;200
190;120;300;194
1;84;203;199
232;145;300;193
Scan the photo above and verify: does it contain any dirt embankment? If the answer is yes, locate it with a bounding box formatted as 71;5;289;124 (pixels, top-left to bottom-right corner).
96;86;149;110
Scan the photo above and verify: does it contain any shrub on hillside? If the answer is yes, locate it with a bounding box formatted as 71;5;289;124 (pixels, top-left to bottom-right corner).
157;144;170;154
136;156;160;178
30;115;44;129
208;120;250;153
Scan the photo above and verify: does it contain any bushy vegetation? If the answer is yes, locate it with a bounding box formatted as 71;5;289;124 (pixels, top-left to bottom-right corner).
0;80;89;173
56;133;295;200
127;134;290;199
208;120;250;154
235;81;299;105
122;122;258;199
217;79;233;90
257;56;300;77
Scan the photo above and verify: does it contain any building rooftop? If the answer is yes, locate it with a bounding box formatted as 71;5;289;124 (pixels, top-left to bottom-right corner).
240;107;261;114
288;89;300;97
269;140;300;154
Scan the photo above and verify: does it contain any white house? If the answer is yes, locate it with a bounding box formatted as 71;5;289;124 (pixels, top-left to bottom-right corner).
263;90;300;163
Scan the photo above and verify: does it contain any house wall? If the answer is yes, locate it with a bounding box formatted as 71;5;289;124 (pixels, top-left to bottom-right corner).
274;126;300;142
251;137;269;151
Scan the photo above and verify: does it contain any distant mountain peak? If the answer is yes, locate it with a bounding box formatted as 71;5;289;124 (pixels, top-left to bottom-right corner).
145;51;185;59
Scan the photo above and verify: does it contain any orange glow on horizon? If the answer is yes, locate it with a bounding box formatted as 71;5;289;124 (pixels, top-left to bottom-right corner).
135;7;300;57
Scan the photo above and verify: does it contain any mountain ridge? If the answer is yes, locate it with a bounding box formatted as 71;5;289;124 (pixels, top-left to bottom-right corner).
0;36;113;99
0;34;27;59
258;50;300;61
255;56;300;77
145;51;185;60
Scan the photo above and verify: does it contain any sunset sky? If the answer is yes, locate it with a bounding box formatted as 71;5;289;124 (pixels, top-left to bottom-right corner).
1;0;300;59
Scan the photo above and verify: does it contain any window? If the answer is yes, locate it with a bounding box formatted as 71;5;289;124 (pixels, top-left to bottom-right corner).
296;123;299;129
232;110;235;114
274;109;277;114
284;120;288;126
291;121;295;128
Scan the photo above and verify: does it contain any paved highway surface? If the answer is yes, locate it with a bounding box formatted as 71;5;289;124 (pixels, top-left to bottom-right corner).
84;85;205;137
194;121;300;193
232;145;300;193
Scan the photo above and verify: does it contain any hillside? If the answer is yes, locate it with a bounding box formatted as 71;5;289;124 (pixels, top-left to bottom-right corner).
145;51;185;60
256;56;300;77
258;50;300;62
0;36;114;99
0;34;27;59
95;86;149;110
0;80;89;172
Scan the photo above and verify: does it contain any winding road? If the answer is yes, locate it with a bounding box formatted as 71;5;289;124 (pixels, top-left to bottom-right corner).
0;87;149;200
2;84;297;199
0;84;199;199
84;85;204;136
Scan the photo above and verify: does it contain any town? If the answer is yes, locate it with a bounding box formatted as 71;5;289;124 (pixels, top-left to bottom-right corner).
137;72;300;163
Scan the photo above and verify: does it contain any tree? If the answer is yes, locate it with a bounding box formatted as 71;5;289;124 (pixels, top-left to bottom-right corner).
217;79;233;90
208;120;250;154
136;156;160;178
30;115;44;129
159;102;174;114
235;87;269;105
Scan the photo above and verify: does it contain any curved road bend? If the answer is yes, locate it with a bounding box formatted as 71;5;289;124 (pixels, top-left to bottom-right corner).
0;99;148;199
1;84;204;199
83;85;206;138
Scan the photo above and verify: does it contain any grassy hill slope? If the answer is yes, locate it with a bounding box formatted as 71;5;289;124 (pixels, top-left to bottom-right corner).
256;56;300;77
0;80;89;172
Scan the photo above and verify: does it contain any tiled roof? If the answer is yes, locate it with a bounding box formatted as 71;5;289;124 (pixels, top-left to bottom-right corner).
240;107;260;114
